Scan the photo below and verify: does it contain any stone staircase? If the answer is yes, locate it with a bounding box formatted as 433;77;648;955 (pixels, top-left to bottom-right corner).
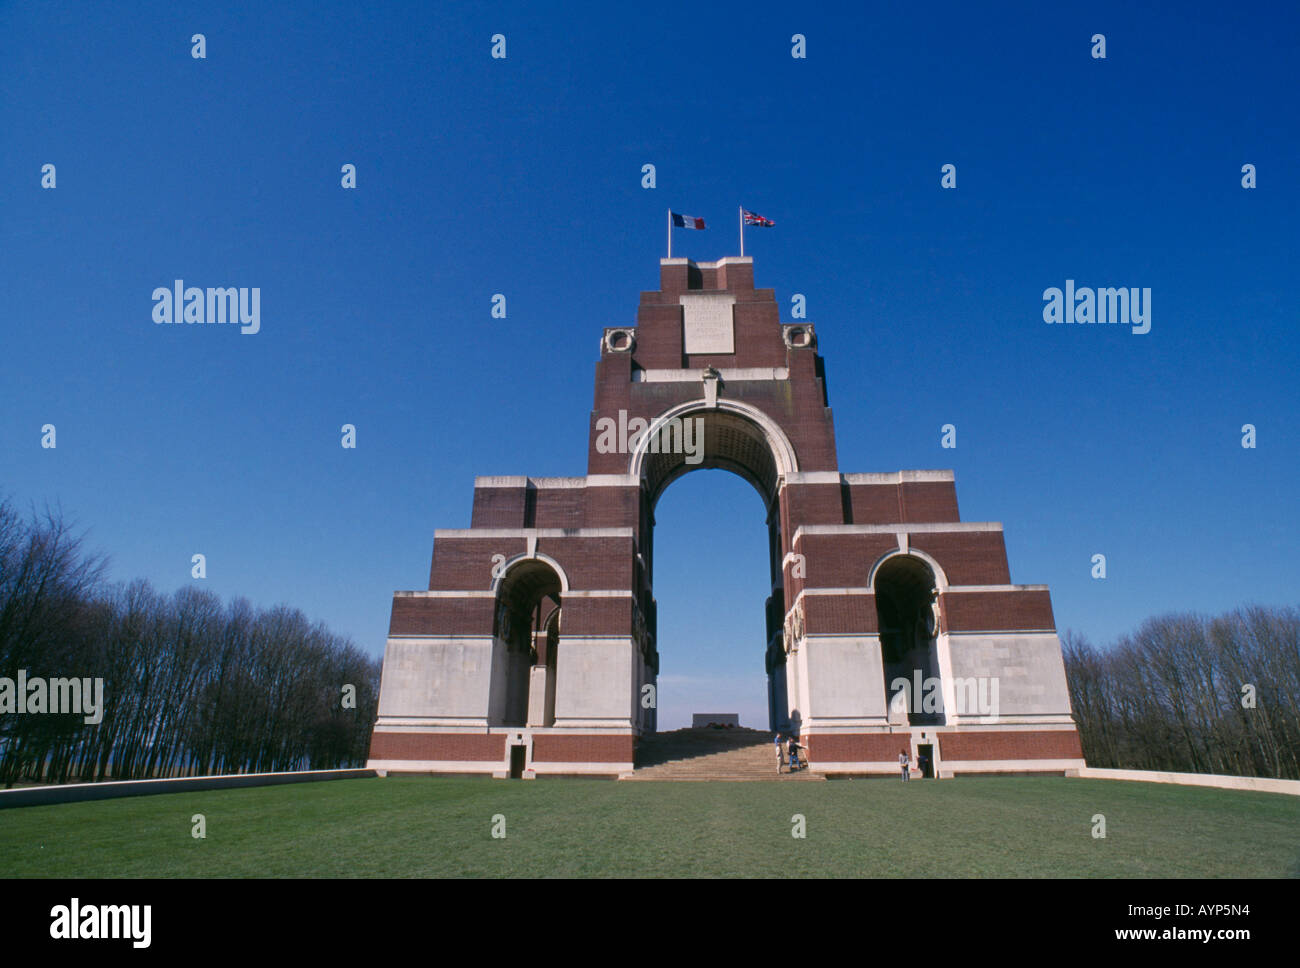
620;727;826;781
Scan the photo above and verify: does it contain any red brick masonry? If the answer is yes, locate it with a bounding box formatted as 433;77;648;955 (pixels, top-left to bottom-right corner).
938;729;1083;761
807;733;915;762
532;733;634;763
389;596;494;636
370;732;506;762
809;729;1082;762
941;590;1056;632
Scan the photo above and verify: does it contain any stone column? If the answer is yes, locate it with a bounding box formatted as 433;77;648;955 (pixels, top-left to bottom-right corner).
526;664;549;727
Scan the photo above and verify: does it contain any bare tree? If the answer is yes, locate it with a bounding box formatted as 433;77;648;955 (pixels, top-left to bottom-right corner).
1;502;380;786
1062;606;1300;779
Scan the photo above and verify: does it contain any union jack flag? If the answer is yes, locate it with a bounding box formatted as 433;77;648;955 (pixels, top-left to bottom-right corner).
742;208;774;227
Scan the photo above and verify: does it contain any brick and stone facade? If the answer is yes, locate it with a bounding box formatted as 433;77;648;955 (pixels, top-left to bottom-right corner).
367;257;1086;778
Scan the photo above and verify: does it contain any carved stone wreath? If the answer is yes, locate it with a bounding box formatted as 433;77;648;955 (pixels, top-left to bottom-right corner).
783;601;805;654
604;328;636;353
782;324;815;349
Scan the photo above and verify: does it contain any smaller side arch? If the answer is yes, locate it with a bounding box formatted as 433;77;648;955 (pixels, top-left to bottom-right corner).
489;552;571;596
867;547;950;592
490;556;566;729
873;551;946;727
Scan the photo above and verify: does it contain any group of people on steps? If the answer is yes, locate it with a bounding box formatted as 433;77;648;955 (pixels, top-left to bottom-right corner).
774;733;930;779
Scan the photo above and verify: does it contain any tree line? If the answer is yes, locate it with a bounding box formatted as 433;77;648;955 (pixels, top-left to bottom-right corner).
0;500;380;786
1063;606;1300;779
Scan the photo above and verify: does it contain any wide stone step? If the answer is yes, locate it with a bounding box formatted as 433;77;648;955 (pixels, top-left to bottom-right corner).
624;727;826;781
623;769;826;777
621;772;826;781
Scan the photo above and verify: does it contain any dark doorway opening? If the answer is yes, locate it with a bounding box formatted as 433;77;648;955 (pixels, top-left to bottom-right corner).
509;745;527;778
917;743;934;779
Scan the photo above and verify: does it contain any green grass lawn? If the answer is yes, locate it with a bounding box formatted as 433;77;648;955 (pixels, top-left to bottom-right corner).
1;775;1297;877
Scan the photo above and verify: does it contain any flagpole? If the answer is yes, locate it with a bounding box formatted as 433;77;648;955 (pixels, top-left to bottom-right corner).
739;206;744;257
667;209;671;259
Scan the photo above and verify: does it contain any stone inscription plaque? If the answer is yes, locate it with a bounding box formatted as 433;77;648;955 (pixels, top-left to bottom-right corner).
680;293;735;354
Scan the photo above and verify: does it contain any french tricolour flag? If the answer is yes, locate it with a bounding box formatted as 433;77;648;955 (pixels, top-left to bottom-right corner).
671;212;705;229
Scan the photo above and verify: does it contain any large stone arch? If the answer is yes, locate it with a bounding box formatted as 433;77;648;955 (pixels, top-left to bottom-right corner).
625;398;798;732
628;397;800;511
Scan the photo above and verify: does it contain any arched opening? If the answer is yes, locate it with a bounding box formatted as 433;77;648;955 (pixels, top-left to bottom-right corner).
631;403;795;734
649;472;774;730
873;555;944;726
492;558;562;728
539;604;560;726
631;399;796;508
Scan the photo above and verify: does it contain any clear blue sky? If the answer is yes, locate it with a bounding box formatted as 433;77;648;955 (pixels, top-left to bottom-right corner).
2;2;1296;729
